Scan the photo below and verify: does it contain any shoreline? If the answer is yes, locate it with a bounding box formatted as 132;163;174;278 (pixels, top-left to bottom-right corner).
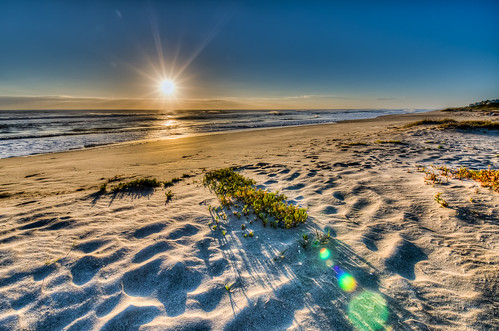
0;108;434;160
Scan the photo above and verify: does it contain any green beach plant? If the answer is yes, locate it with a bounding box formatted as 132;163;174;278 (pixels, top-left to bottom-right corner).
434;192;448;207
225;283;234;292
404;118;499;130
453;166;499;193
99;182;107;193
315;229;331;244
110;178;163;192
203;168;308;228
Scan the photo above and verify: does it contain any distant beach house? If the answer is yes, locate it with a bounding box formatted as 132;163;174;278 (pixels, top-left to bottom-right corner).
469;99;499;107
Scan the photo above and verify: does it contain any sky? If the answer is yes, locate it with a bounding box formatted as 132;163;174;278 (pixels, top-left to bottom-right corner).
0;0;498;110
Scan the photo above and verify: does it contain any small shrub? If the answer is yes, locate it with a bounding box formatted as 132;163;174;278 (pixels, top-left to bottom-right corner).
424;171;441;185
453;166;498;193
434;192;448;207
165;190;173;202
111;178;163;192
374;139;405;144
99;183;107;193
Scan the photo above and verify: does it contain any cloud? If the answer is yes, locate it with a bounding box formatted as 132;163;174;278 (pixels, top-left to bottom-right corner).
376;97;399;101
0;95;249;110
0;93;363;110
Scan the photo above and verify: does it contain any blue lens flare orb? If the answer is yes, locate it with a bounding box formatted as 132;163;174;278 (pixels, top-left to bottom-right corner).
348;291;389;331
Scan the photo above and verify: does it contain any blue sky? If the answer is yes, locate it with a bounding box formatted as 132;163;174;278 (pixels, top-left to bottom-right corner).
0;0;498;110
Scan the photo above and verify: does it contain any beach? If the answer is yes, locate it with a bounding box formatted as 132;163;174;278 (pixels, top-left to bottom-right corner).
0;109;498;330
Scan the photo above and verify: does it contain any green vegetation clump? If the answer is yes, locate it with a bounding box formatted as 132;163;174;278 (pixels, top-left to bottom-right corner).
417;164;499;193
164;177;182;187
374;139;405;144
404;118;498;130
438;120;499;130
433;192;448;207
441;103;498;113
454;167;499;193
98;183;108;193
111;178;163;192
403;118;456;128
344;142;368;147
98;175;188;194
165;190;173;202
203;168;308;228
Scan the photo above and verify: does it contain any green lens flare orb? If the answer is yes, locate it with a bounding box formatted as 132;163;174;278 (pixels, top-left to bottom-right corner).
319;248;331;259
338;272;357;292
348;291;389;331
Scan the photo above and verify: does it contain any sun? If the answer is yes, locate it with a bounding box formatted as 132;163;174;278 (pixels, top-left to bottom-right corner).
159;79;175;96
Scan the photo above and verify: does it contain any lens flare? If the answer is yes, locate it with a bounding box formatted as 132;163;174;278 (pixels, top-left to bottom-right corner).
348;291;389;331
319;248;331;260
338;272;357;292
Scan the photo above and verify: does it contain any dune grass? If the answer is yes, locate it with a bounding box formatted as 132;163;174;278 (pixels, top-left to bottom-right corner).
110;178;163;192
403;118;457;128
98;176;185;194
439;120;499;130
404;118;499;130
203;168;308;228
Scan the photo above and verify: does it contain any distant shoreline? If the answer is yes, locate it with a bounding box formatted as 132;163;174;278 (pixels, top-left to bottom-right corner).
0;108;432;159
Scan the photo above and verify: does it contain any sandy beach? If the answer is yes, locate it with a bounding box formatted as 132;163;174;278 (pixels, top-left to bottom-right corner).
0;109;498;330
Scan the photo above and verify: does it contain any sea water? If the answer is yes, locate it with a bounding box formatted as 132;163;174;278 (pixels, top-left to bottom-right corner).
0;108;430;158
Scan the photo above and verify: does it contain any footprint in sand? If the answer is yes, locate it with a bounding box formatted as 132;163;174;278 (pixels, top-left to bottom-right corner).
166;224;199;240
132;223;166;239
95;293;123;317
285;183;305;190
123;259;203;316
20;218;56;230
101;305;161;331
70;256;102;285
132;241;174;263
333;191;346;201
285;172;301;181
76;239;109;253
191;286;225;312
382;235;427;280
322;206;337;215
70;248;128;285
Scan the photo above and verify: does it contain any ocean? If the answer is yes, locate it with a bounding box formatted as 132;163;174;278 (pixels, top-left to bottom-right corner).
0;108;430;158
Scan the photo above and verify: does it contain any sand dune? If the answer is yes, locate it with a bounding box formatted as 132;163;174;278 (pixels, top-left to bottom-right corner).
0;110;498;330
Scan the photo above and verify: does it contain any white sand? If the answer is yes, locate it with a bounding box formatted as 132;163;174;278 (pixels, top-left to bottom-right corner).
0;110;498;330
